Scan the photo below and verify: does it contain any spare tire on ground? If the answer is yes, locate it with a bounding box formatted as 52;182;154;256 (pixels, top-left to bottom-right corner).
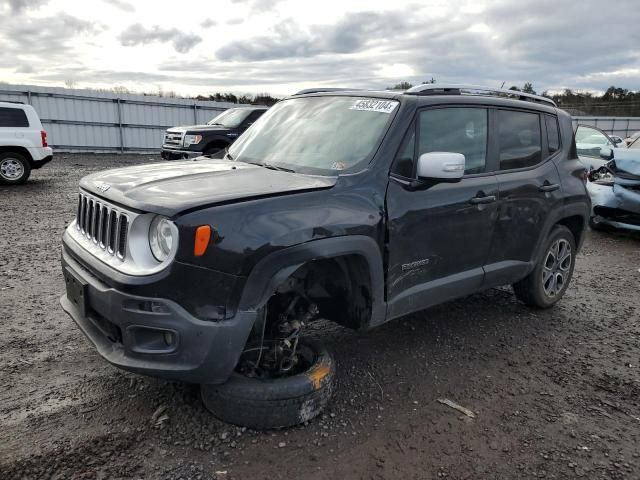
201;339;335;429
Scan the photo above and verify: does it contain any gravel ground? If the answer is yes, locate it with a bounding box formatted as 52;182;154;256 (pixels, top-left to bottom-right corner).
1;154;639;480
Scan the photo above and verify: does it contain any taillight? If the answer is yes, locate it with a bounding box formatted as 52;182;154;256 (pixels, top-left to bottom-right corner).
41;130;48;147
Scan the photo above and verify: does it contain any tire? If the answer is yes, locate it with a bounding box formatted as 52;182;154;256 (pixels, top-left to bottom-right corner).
201;339;335;429
513;225;576;309
0;152;31;185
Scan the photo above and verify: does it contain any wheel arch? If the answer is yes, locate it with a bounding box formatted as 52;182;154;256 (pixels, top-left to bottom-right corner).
202;137;230;154
557;214;586;249
0;146;34;164
238;236;386;330
532;204;588;265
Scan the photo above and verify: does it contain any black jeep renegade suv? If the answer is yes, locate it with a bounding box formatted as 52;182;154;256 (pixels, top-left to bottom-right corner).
61;85;590;428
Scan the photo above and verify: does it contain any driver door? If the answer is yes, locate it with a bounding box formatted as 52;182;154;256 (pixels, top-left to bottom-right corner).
385;106;499;320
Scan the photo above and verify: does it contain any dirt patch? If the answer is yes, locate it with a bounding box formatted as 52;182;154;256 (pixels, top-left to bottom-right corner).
1;154;639;479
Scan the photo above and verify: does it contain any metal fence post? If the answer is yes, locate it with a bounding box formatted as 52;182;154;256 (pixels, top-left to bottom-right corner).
27;90;32;105
193;103;198;124
627;118;631;138
116;98;124;153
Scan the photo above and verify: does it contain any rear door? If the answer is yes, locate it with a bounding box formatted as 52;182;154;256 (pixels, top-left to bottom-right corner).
484;109;563;286
385;106;499;319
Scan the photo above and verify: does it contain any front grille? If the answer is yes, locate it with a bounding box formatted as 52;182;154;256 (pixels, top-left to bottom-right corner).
164;130;183;147
76;192;129;259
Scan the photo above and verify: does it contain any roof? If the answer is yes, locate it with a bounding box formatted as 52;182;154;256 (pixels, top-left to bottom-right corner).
233;105;269;110
0;100;27;107
290;85;557;111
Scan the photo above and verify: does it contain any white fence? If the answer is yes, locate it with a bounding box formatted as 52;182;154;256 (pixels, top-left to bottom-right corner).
0;84;236;153
2;84;638;152
572;116;640;139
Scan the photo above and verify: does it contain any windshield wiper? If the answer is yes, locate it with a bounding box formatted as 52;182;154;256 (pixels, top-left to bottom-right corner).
263;163;295;173
244;161;295;173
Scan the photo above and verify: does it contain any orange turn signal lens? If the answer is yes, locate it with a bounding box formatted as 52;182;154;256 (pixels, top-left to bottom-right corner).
194;225;212;257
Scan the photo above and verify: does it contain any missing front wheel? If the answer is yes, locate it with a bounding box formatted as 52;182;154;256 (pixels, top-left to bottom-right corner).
237;292;320;379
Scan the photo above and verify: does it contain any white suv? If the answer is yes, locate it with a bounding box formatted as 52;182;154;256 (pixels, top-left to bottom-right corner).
0;101;53;184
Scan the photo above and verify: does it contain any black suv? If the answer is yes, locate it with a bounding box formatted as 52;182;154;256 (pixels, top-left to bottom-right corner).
160;106;267;160
61;86;590;429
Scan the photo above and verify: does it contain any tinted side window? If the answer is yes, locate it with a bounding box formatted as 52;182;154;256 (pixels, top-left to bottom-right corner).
497;110;542;170
545;115;560;153
418;108;488;174
0;107;29;127
246;110;263;123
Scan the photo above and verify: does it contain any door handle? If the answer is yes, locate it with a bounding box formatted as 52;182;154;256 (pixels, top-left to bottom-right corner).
469;195;497;205
539;183;560;192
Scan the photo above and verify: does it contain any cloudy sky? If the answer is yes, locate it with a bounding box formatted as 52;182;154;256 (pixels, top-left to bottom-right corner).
0;0;638;97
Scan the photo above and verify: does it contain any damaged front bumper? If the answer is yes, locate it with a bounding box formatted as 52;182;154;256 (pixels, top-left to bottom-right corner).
588;158;640;231
60;239;257;384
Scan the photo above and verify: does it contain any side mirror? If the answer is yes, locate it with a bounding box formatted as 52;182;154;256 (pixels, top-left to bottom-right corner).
600;147;614;160
417;152;465;181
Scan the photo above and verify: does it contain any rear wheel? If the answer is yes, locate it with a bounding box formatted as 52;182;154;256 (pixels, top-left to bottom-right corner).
0;152;31;185
513;225;576;308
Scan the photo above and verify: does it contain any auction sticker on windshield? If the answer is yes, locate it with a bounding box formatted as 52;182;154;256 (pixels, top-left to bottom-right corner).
350;99;398;114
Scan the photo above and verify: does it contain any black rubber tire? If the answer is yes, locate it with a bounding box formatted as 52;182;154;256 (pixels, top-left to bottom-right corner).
201;339;335;429
513;225;576;309
0;152;31;185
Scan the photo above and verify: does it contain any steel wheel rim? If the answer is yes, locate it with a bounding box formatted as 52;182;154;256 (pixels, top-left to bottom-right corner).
542;238;572;297
0;158;24;180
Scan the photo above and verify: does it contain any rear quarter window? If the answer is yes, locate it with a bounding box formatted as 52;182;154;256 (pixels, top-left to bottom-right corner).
545;115;560;153
0;107;29;127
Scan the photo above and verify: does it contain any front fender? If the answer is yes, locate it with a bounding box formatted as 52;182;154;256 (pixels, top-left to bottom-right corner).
237;235;386;328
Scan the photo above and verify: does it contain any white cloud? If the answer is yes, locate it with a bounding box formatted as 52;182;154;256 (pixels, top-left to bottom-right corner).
0;0;638;97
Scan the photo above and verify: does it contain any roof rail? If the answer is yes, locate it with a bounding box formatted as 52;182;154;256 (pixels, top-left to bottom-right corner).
293;87;362;96
405;84;556;107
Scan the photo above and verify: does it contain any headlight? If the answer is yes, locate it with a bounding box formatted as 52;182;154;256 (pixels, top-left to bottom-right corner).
183;134;202;147
149;216;176;262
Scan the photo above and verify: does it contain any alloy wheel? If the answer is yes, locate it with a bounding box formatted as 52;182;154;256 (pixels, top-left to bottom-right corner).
542;238;572;297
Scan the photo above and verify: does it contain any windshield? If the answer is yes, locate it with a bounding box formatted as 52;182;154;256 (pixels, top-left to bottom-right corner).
228;96;399;175
207;108;253;128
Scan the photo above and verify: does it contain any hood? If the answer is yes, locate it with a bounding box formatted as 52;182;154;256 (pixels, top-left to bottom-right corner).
611;149;640;177
79;159;337;216
169;124;231;133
